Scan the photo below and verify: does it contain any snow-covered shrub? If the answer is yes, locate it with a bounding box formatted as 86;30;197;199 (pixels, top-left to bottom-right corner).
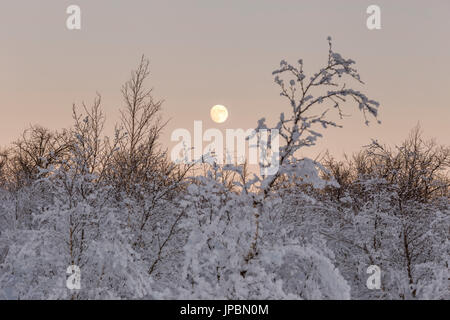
176;171;350;300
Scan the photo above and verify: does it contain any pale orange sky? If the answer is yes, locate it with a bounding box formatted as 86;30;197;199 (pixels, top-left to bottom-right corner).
1;0;449;159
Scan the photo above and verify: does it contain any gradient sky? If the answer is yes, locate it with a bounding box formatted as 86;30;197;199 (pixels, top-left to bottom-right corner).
1;0;449;159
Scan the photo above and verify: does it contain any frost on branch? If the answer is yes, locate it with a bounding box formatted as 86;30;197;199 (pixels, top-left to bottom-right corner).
254;37;380;194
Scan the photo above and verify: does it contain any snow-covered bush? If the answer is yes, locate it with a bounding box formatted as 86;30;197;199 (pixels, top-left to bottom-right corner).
177;174;350;299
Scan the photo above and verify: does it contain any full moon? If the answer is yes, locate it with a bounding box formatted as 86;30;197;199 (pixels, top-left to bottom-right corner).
210;105;228;123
